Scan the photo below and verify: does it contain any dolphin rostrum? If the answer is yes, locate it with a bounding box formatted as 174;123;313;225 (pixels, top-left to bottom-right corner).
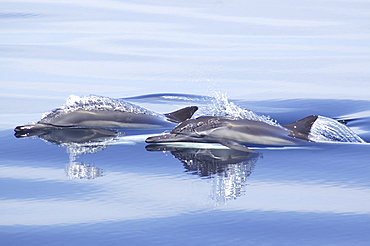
145;115;319;152
14;106;198;135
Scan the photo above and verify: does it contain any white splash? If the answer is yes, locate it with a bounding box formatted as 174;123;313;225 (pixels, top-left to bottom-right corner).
197;92;280;126
309;116;365;143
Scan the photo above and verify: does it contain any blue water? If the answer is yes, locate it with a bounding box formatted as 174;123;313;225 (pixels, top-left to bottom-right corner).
1;95;370;246
1;0;370;245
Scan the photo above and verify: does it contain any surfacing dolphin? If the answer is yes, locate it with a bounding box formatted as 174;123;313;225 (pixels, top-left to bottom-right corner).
15;104;198;136
145;115;320;152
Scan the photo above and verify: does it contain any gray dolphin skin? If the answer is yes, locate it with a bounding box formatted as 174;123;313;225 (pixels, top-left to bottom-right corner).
145;115;319;152
14;106;198;133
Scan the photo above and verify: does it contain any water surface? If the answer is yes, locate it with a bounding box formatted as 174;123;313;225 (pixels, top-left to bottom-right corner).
1;0;370;245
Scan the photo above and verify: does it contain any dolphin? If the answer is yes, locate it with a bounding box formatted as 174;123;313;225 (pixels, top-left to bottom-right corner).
145;115;319;152
14;106;198;136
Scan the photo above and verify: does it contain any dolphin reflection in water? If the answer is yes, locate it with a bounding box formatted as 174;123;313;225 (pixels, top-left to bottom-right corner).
147;145;260;202
20;127;120;180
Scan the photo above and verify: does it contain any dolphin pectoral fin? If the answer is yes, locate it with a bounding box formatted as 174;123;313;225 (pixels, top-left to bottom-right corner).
219;141;256;153
283;115;318;141
164;106;198;123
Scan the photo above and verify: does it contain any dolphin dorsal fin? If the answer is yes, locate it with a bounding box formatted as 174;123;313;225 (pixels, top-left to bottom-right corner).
164;106;198;123
283;115;318;141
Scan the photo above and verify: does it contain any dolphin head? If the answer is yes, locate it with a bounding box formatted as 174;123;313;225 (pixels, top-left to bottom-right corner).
146;116;221;144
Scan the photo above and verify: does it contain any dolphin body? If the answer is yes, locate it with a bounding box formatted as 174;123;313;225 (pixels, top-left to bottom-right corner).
145;115;319;152
15;106;198;136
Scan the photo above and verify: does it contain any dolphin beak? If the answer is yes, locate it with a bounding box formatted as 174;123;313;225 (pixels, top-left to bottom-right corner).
146;134;171;143
14;124;35;132
145;133;187;143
